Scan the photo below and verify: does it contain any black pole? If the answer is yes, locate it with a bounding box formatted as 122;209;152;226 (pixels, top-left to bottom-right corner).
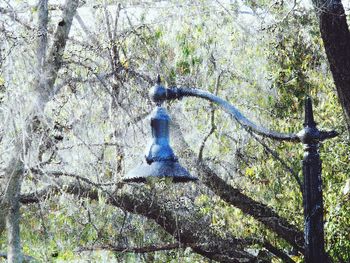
300;97;326;262
299;97;338;262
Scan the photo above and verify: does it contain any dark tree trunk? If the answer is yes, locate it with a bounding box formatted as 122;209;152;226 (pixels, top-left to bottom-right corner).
313;0;350;133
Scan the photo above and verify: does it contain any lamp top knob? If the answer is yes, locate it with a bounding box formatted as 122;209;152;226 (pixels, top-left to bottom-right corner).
149;75;167;104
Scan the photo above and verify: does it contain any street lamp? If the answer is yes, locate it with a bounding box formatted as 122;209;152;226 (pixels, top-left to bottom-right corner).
125;76;338;262
124;90;198;182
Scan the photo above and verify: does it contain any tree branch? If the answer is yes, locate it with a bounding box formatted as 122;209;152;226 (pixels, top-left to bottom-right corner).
77;243;192;254
37;0;48;73
43;0;80;100
20;181;267;263
248;131;303;193
198;73;221;161
171;118;305;253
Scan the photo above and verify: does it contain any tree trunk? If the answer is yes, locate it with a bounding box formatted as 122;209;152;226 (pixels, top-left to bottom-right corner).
312;0;350;133
3;154;24;263
0;0;79;261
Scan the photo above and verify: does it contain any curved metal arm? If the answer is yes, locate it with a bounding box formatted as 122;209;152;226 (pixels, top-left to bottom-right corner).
149;84;300;142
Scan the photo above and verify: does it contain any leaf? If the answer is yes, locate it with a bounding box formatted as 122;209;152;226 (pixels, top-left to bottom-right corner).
245;167;255;177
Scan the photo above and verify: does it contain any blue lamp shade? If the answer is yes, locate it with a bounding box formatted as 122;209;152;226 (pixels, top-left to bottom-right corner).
124;106;198;183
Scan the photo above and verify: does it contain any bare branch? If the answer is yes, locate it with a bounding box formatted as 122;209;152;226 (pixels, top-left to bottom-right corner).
75;13;100;45
77;243;192;253
198;73;221;161
261;241;296;263
20;182;262;263
248;131;303;193
171;119;305;253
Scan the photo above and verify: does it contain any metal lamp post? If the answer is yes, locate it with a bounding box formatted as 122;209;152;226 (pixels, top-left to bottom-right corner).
125;77;338;262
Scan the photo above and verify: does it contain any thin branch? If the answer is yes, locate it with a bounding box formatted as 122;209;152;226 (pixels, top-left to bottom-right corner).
198;106;216;161
75;13;100;45
77;243;193;253
103;0;115;70
29;168;124;188
198;74;221;161
262;241;296;263
112;3;122;42
248;131;303;193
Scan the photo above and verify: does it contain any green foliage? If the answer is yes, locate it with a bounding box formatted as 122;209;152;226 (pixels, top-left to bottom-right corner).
266;12;324;118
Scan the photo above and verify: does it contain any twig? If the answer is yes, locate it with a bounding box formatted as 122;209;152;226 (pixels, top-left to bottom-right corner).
198;105;216;161
77;243;193;253
248;131;303;193
198;73;221;161
29;168;123;188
